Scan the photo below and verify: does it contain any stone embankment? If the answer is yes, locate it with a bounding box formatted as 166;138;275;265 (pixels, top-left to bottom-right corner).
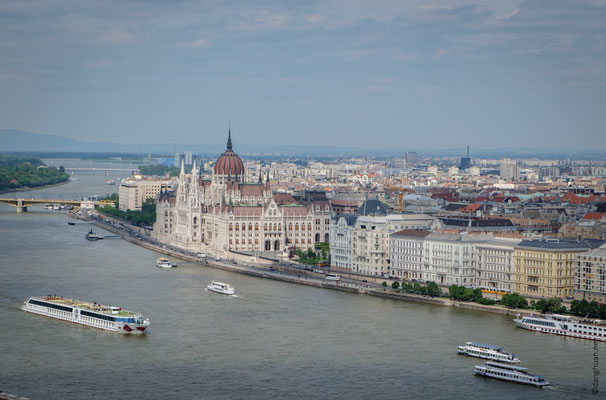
88;215;537;318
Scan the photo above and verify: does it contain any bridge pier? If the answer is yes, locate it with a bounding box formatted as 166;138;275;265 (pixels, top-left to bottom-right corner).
16;199;27;212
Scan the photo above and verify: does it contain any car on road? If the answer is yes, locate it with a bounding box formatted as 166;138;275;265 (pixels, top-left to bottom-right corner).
268;266;276;271
215;256;221;261
197;253;207;258
361;279;368;283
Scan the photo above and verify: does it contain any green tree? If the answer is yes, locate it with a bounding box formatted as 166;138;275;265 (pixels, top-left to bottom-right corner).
391;281;400;290
598;304;606;319
426;281;441;297
382;281;387;288
501;293;528;309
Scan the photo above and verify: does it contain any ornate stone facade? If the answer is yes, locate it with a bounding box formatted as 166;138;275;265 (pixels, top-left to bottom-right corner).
153;132;331;256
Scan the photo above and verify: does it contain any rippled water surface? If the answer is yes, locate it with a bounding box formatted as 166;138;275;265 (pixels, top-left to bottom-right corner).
0;162;600;399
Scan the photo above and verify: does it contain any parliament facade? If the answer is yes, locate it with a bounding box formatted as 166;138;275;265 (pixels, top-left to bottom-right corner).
153;132;331;256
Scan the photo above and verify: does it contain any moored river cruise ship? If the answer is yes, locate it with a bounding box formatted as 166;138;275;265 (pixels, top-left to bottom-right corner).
22;296;150;333
514;314;606;342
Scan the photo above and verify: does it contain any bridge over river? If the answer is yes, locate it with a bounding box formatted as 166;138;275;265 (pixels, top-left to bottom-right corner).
0;198;111;212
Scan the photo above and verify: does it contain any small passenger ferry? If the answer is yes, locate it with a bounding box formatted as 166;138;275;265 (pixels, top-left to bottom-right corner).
474;361;549;387
514;314;606;342
156;257;175;268
457;342;521;363
85;229;102;241
22;296;150;333
207;282;235;295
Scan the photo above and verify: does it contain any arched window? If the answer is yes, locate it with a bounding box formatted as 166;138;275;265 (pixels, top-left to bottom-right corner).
249;224;253;231
325;233;329;242
193;217;198;225
274;240;280;251
235;224;239;231
315;233;320;242
242;224;246;231
295;223;299;231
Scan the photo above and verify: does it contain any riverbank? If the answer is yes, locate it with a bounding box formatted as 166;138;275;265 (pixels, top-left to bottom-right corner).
85;212;537;318
0;179;70;196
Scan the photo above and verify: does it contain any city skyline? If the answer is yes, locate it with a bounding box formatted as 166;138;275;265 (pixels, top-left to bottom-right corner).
1;1;606;149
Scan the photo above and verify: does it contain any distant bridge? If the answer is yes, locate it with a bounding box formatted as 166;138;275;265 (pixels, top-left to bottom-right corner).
0;198;111;212
64;167;138;172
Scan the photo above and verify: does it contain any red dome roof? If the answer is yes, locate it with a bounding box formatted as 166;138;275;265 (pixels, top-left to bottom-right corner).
214;130;245;176
214;150;244;176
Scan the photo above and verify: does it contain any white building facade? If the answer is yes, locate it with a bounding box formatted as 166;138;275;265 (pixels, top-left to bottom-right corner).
153;133;331;256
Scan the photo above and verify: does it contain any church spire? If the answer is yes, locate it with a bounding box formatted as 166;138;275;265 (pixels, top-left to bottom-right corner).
266;169;270;183
227;124;232;151
179;158;185;178
258;167;262;183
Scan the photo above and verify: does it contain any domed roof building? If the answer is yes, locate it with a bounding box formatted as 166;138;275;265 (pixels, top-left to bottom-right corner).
153;127;333;257
213;130;245;184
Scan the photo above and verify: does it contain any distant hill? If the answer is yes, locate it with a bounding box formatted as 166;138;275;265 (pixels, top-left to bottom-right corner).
0;129;135;152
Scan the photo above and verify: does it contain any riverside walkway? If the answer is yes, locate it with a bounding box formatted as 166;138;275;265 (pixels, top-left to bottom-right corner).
80;210;537;318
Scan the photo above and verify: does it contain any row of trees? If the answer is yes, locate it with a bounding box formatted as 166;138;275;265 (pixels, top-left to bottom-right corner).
138;164;182;177
397;281;442;297
98;197;157;226
295;247;328;265
570;299;606;319
0;156;69;190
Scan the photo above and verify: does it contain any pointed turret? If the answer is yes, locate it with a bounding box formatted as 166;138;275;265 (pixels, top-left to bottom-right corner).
258;167;262;183
266;169;270;183
227;125;232;151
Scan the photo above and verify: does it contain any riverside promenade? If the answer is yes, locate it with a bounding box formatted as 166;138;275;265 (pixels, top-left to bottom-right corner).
85;211;536;318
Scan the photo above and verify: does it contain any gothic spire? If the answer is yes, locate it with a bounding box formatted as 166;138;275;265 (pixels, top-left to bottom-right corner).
179;158;185;178
227;124;232;151
266;169;270;183
258;167;262;183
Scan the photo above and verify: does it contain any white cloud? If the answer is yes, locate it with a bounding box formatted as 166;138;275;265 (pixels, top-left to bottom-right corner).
192;38;212;48
99;31;136;44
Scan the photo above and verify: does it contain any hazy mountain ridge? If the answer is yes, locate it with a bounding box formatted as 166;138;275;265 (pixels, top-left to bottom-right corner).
1;129;604;159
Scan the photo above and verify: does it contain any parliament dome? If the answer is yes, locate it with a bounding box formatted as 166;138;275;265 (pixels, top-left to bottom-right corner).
214;130;244;177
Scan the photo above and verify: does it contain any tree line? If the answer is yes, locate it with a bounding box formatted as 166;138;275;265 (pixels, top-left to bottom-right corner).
0;155;69;190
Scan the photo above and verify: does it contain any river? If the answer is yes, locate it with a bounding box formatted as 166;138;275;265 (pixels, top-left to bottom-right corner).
0;160;599;399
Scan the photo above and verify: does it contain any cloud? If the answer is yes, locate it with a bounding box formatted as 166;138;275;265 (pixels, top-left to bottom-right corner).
232;9;289;31
99;31;136;44
191;38;212;48
84;59;110;69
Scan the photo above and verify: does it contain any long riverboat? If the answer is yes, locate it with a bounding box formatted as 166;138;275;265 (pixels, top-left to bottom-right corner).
514;313;606;342
474;361;549;387
22;296;150;333
457;342;521;363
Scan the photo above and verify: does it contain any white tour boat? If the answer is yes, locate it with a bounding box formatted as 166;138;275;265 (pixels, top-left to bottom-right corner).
207;281;235;295
22;296;150;333
457;342;521;363
156;257;175;268
514;314;606;342
474;361;549;387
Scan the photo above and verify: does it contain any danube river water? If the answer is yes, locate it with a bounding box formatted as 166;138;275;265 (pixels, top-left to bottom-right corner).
0;161;601;399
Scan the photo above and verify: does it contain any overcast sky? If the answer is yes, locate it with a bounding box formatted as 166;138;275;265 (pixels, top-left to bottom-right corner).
1;0;605;150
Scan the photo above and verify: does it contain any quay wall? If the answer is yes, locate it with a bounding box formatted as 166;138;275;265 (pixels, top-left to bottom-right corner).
91;219;537;318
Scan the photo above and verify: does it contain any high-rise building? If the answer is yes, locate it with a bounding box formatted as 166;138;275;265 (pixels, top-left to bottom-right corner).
500;159;520;180
460;145;471;169
405;151;419;166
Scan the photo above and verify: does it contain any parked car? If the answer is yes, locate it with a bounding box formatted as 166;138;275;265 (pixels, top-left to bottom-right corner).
197;253;207;258
215;256;221;261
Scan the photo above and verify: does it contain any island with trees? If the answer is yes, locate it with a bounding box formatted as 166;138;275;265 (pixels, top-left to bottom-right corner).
0;155;69;191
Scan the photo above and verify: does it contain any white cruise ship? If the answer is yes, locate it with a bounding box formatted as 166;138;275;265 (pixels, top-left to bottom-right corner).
22;296;150;333
514;314;606;342
457;342;521;363
474;361;549;387
156;257;175;268
207;282;235;295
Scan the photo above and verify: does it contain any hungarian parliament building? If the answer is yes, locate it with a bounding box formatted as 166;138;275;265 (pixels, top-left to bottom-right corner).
153;132;332;256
